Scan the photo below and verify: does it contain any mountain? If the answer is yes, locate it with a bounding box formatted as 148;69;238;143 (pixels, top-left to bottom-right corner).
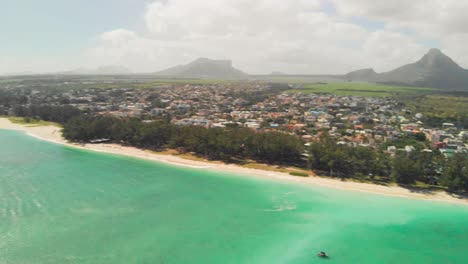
61;66;131;75
378;49;468;88
345;68;378;81
95;66;131;75
154;58;247;79
346;49;468;90
270;71;288;75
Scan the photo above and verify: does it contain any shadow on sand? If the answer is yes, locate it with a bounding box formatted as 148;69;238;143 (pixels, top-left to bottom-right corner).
400;184;468;200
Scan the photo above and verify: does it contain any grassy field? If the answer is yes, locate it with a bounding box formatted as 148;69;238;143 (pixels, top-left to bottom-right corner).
402;95;468;127
286;81;467;126
288;82;435;97
406;95;468;114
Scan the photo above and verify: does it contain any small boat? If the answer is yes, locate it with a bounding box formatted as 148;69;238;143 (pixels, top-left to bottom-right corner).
317;252;329;258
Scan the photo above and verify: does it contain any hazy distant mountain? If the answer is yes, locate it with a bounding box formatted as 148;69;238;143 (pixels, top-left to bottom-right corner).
270;71;288;75
62;66;131;75
95;66;131;75
345;68;378;81
153;58;247;79
346;49;468;90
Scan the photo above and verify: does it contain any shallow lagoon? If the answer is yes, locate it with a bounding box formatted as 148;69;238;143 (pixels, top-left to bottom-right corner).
1;130;467;264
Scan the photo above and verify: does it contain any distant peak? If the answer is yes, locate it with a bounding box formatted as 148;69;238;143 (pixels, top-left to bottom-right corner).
154;57;246;79
416;48;460;69
346;68;377;75
191;58;232;67
423;48;446;60
427;48;442;55
194;57;210;62
361;68;376;73
345;68;378;80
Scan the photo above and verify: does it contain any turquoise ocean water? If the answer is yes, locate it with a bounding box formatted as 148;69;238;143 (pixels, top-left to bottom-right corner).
0;130;467;264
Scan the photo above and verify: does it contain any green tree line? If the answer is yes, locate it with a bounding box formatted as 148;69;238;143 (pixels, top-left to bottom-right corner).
62;115;304;165
13;104;82;124
307;135;468;193
307;135;391;179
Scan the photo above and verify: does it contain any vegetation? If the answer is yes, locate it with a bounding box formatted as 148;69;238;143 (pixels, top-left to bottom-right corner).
288;81;468;127
12;105;82;124
403;94;468;128
307;135;391;179
133;79;232;88
288;82;435;97
7;117;60;127
62;115;304;165
441;153;468;192
7;104;467;194
382;134;427;151
289;172;309;177
305;134;468;193
0;89;28;105
392;153;422;184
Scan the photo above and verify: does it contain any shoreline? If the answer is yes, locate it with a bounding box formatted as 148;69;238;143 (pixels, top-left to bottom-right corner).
1;117;467;206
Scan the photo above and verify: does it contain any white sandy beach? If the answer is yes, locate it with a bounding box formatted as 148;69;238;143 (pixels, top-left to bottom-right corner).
1;117;467;205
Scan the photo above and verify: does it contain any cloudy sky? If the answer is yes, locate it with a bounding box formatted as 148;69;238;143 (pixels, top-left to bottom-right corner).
1;0;467;74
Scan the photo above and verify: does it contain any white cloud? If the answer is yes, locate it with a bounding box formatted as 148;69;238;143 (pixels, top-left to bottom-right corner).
362;31;427;71
332;0;468;68
86;0;446;74
441;33;468;66
333;0;468;37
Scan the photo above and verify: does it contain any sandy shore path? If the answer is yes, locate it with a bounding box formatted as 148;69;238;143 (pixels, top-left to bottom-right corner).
1;117;467;205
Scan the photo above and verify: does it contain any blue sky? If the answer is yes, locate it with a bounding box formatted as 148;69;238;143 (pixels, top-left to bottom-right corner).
0;0;147;71
0;0;465;74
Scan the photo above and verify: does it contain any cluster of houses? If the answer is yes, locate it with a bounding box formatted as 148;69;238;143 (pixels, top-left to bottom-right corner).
1;80;467;155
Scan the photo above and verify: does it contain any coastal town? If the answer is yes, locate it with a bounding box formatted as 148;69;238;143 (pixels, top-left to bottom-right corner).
1;79;467;156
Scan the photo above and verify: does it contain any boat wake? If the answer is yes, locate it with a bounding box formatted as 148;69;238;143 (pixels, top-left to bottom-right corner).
263;193;297;212
263;204;297;212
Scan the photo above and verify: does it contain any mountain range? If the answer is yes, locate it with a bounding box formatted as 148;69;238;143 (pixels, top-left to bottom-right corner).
152;49;468;90
4;49;468;90
153;58;247;79
345;49;468;90
61;66;131;75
